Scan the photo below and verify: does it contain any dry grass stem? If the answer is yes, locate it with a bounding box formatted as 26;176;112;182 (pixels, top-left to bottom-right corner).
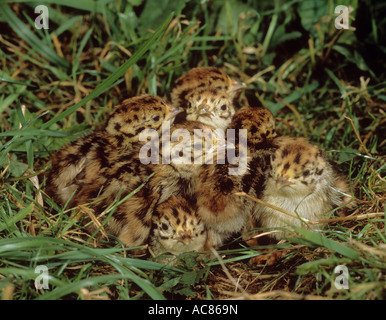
344;115;371;157
210;248;250;299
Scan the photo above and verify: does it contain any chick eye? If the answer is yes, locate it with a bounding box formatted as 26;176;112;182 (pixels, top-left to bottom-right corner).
152;115;160;122
220;104;227;111
161;222;168;230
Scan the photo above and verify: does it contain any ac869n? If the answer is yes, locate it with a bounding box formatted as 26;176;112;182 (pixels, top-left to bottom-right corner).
191;304;237;315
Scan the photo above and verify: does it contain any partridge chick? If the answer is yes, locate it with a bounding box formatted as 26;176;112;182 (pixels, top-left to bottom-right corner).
71;140;159;248
46;95;179;247
252;136;353;240
46;95;178;207
196;106;277;249
72;119;223;248
150;195;207;256
150;120;227;206
170;66;245;110
185;87;235;131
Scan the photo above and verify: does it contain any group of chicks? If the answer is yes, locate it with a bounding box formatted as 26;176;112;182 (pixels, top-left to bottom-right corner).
46;67;353;260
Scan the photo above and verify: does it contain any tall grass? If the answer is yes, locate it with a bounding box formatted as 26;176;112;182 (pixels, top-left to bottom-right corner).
0;0;385;300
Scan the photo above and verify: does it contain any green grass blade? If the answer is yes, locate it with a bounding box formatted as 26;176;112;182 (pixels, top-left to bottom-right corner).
0;237;166;300
0;2;70;69
41;12;174;130
0;129;75;137
0;267;67;288
294;228;360;260
72;28;94;77
0;77;36;87
6;0;109;13
35;273;164;300
0;203;34;232
325;67;347;97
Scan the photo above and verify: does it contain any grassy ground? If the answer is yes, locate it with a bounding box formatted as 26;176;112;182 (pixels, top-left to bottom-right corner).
0;0;385;300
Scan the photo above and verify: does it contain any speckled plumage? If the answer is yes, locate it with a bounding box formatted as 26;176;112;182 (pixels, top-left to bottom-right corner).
150;195;207;256
46;95;180;247
74;119;224;248
185;87;235;130
250;136;353;240
170;67;245;111
196;106;278;249
150;120;227;206
46;95;177;207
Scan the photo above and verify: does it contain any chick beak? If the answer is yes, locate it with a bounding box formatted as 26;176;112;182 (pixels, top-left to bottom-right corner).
197;104;214;118
229;80;246;93
276;175;293;188
167;106;183;121
177;230;192;245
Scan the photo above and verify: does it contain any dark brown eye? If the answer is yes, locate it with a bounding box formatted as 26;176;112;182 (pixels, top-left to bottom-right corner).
152;115;160;122
221;104;227;111
303;170;310;177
